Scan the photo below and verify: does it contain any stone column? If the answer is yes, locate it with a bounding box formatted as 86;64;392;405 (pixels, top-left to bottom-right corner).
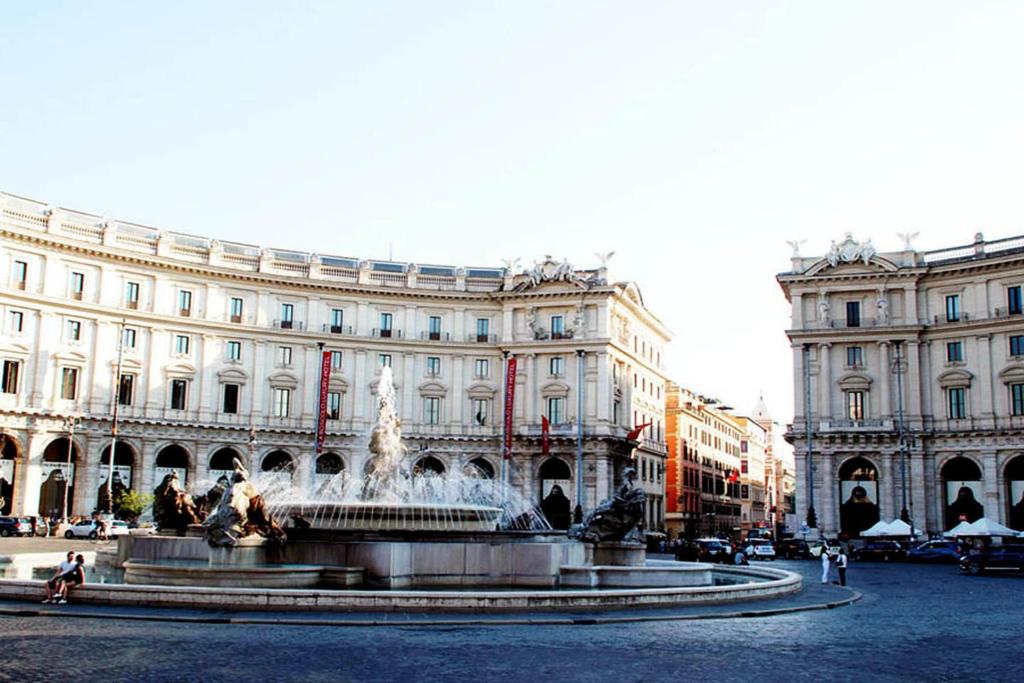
981;450;999;522
302;344;319;421
402;352;416;424
919;341;933;420
879;451;894;521
878;341;891;418
353;349;367;427
818;343;832;419
596;352;610;423
198;334;218;422
501;308;514;343
16;428;48;515
905;341;922;424
820;452;835;535
525;353;537;427
250;341;267;419
975;334;994;424
145;328;166;417
451;354;465;425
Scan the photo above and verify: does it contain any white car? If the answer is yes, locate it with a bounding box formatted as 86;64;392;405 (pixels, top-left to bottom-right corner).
744;540;777;560
64;520;130;539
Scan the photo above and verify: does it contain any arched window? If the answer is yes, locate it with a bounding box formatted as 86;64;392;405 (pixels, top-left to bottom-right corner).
538;457;573;530
413;456;445;476
837;457;879;538
1006;455;1024;531
1;437;18;516
97;443;136;516
942;457;984;529
40;438;79;518
464;458;495;479
155;445;191;488
260;450;296;488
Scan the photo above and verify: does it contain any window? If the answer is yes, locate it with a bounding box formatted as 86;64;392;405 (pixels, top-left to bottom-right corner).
379;354;392;368
947;387;966;419
175;335;190;355
549;356;564;376
222;384;239;414
845;301;860;327
472;399;489;425
278;346;293;366
551;316;565;338
423;396;441;425
122;328;137;349
846;346;863;367
330;351;343;370
178;290;192;317
330;308;344;333
1012;383;1024;417
474;358;489;378
170;379;188;410
60;368;78;400
280;303;294;329
66;320;81;341
846;391;865;421
327;392;341;420
8;311;23;333
1;360;19;394
547;397;565;424
379;312;393;337
1012;335;1024;357
70;272;84;300
273;388;291;417
426;356;441;376
125;281;139;309
13;261;27;290
428;315;442;340
117;374;134;406
476;318;490;342
1009;286;1023;316
945;294;960;322
946;341;964;363
230;297;243;323
226;341;241;361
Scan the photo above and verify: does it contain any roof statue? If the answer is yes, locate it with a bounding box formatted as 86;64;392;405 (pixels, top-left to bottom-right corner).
785;239;806;258
826;233;877;268
516;256;590;290
897;232;920;251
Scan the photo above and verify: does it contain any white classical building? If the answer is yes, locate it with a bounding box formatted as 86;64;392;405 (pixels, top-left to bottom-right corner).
778;233;1024;538
0;191;670;528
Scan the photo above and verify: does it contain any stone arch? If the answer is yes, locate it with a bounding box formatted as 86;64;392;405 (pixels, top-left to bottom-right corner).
39;437;82;518
412;455;445;476
0;434;21;516
538;457;573;530
464;457;495;479
837;456;880;538
1005;454;1024;531
97;441;138;515
155;444;192;489
260;449;296;487
208;447;243;483
941;456;984;529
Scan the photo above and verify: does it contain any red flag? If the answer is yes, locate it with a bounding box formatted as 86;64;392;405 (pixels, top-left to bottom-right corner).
728;469;739;483
502;357;517;459
626;421;653;441
316;351;331;453
541;415;550;455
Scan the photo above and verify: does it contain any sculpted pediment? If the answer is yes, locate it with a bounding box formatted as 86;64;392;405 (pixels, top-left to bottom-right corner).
937;368;973;388
838;372;872;390
998;364;1024;384
217;367;249;384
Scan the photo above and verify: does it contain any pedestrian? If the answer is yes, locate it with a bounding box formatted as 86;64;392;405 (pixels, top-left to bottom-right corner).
836;548;848;587
56;554;87;604
820;546;831;584
42;551;77;604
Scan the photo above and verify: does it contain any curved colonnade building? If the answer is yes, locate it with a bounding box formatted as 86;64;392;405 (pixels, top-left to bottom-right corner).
779;233;1024;537
0;191;670;528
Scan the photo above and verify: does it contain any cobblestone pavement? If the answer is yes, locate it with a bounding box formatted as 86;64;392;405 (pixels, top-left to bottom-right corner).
0;559;1020;683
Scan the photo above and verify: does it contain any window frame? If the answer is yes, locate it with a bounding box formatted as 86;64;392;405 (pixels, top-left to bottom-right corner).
423;396;441;425
60;367;79;400
229;297;244;323
170;379;188;410
1;359;19;394
426;356;441;376
947;387;966;420
226;340;242;362
547;396;565;424
273;388;291;418
174;334;190;355
222;383;240;414
178;290;192;317
845;301;860;328
946;341;964;363
846;390;865;421
945;294;960;322
117;373;135;406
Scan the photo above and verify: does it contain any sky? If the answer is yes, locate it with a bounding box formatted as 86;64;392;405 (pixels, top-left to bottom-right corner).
3;1;1024;438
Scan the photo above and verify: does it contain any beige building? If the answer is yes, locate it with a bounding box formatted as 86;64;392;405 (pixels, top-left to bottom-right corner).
778;232;1024;537
0;191;670;526
735;415;768;532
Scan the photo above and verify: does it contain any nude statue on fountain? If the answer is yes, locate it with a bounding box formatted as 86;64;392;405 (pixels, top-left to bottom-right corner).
569;468;646;543
202;458;284;547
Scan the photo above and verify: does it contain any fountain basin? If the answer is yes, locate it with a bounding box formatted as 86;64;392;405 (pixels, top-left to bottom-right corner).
123;559;364;589
279;502;504;532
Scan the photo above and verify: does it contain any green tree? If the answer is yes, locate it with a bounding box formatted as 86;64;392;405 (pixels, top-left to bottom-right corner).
114;489;153;523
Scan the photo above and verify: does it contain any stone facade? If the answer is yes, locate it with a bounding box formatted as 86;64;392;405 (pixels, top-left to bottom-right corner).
778;232;1024;537
0;191;670;526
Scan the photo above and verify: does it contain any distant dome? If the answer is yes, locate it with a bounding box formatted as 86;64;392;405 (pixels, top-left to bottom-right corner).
751;393;771;422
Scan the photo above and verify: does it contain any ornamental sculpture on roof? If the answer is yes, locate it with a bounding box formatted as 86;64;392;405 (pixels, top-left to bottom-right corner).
826;233;876;267
515;255;589;290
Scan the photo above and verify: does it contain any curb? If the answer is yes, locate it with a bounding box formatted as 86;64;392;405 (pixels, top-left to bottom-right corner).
0;589;860;628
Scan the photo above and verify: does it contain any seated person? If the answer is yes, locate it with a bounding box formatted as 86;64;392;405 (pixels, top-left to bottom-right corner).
56;555;86;604
43;551;77;604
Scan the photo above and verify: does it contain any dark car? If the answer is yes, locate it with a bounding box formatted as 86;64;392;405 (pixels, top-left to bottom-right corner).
695;539;733;564
777;539;812;559
960;545;1024;575
851;540;906;562
907;540;962;564
0;516;33;537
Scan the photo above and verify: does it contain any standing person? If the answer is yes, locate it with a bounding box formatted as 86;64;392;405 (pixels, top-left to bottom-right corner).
836;548;849;587
820;545;832;584
42;551;77;604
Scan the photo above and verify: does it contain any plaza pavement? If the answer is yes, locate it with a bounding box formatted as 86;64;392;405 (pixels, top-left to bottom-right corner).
0;541;1020;682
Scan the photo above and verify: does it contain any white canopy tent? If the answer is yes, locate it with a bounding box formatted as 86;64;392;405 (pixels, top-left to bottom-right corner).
949;517;1022;537
943;520;976;538
860;520;922;538
860;521;891;537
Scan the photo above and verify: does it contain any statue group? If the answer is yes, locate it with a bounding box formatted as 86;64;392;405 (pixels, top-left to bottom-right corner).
569;468;646;543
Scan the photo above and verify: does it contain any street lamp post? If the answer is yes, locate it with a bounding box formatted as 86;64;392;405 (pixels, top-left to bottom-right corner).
61;414;81;521
574;349;585;524
106;319;127;516
802;344;817;529
893;340;911;526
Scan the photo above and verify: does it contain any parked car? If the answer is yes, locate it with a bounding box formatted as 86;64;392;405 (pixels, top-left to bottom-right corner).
809;540;843;558
0;516;33;537
907;540;963;564
695;538;733;564
852;540;906;562
960;545;1024;575
777;539;812;559
744;539;776;560
64;519;130;539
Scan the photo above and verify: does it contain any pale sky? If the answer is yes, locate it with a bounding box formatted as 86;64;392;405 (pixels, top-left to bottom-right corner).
3;1;1024;437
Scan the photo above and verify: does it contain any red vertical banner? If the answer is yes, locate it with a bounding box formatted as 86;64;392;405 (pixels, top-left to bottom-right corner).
316;350;331;453
503;356;517;459
541;415;550;455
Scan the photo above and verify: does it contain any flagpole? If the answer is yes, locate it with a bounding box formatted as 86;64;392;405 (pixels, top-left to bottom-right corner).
574;349;584;523
500;350;509;487
106;318;126;516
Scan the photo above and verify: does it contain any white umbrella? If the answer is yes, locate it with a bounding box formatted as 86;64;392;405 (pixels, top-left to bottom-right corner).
860;521;891;537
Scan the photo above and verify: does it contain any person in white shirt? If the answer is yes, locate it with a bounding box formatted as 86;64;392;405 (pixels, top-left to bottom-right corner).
820;546;831;584
43;551;77;603
836;549;849;586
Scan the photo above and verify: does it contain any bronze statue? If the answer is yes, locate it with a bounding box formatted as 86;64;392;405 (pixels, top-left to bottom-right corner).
152;471;200;535
569;467;646;543
202;458;284;547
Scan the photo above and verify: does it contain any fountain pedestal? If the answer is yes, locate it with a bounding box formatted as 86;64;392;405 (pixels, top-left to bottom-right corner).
584;541;645;567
